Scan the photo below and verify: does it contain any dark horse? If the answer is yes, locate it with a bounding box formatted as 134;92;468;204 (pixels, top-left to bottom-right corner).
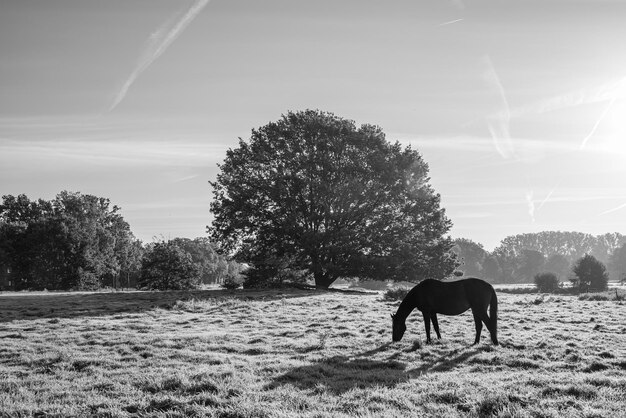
391;278;498;345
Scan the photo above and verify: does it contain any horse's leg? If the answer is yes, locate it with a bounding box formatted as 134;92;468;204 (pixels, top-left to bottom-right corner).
431;313;441;340
422;311;432;343
474;308;497;345
472;307;498;345
471;309;483;345
485;314;498;345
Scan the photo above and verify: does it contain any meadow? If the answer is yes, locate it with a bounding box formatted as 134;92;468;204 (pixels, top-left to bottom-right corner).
0;286;625;417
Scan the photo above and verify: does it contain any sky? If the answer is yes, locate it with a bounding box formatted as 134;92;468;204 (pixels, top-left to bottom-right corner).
1;0;626;251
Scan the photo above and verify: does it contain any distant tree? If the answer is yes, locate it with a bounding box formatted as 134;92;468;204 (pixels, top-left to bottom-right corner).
482;255;501;283
534;272;559;293
115;239;144;289
591;232;626;264
515;249;546;283
492;231;625;268
607;243;626;282
139;241;201;290
543;253;570;281
571;254;609;293
453;238;486;277
169;237;246;284
209;110;456;288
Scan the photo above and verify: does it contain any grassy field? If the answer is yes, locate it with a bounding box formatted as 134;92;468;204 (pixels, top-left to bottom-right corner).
1;287;625;417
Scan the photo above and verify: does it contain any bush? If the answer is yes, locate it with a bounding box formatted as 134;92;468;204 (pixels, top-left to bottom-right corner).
350;280;388;291
242;261;310;289
221;275;241;290
139;242;201;290
384;287;410;301
534;272;559;293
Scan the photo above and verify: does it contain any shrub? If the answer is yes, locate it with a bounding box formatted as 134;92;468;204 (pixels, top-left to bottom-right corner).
534;272;559;293
350;280;388;291
384;287;410;301
221;275;241;290
242;261;310;289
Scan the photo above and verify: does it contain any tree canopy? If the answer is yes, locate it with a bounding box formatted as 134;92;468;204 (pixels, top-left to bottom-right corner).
209;110;456;288
138;241;201;290
571;254;609;292
0;192;139;290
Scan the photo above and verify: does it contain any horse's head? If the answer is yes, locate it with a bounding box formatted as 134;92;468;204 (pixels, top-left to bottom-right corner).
391;313;406;342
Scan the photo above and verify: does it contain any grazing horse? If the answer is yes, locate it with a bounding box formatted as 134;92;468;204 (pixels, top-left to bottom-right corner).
391;278;498;345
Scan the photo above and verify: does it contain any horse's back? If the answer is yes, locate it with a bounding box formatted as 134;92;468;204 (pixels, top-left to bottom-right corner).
462;278;495;298
416;279;470;315
416;278;493;315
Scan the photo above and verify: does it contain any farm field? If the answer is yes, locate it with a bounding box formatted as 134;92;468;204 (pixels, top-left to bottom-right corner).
1;288;625;417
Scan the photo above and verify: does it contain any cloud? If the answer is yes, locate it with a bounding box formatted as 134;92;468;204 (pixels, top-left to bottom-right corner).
507;76;626;119
484;75;626;150
0;138;225;169
109;0;210;112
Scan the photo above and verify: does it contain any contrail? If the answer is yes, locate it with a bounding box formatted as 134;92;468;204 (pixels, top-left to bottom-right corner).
109;0;210;112
438;18;463;27
536;183;559;212
483;55;515;159
579;93;619;150
526;190;535;224
600;202;626;216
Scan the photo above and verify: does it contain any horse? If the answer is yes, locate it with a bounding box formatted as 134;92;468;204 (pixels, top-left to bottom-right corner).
391;278;498;345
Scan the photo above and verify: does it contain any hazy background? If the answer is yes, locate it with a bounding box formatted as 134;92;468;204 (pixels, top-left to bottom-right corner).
1;0;625;250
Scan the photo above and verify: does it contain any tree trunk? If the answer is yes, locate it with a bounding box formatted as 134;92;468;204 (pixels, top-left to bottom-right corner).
313;269;334;289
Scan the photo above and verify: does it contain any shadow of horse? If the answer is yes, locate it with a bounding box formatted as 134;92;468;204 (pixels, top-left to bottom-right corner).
267;342;492;394
405;346;489;375
265;355;408;394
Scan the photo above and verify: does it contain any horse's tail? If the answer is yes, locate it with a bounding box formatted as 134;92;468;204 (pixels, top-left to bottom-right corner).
489;286;498;345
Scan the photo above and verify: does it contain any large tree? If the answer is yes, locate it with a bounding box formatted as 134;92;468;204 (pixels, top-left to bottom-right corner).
209;110;456;288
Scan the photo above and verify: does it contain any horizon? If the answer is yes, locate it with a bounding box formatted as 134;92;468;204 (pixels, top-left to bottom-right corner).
2;0;626;252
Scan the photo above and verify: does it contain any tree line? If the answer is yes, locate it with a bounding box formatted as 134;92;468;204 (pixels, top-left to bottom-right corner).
0;192;242;291
453;232;626;288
